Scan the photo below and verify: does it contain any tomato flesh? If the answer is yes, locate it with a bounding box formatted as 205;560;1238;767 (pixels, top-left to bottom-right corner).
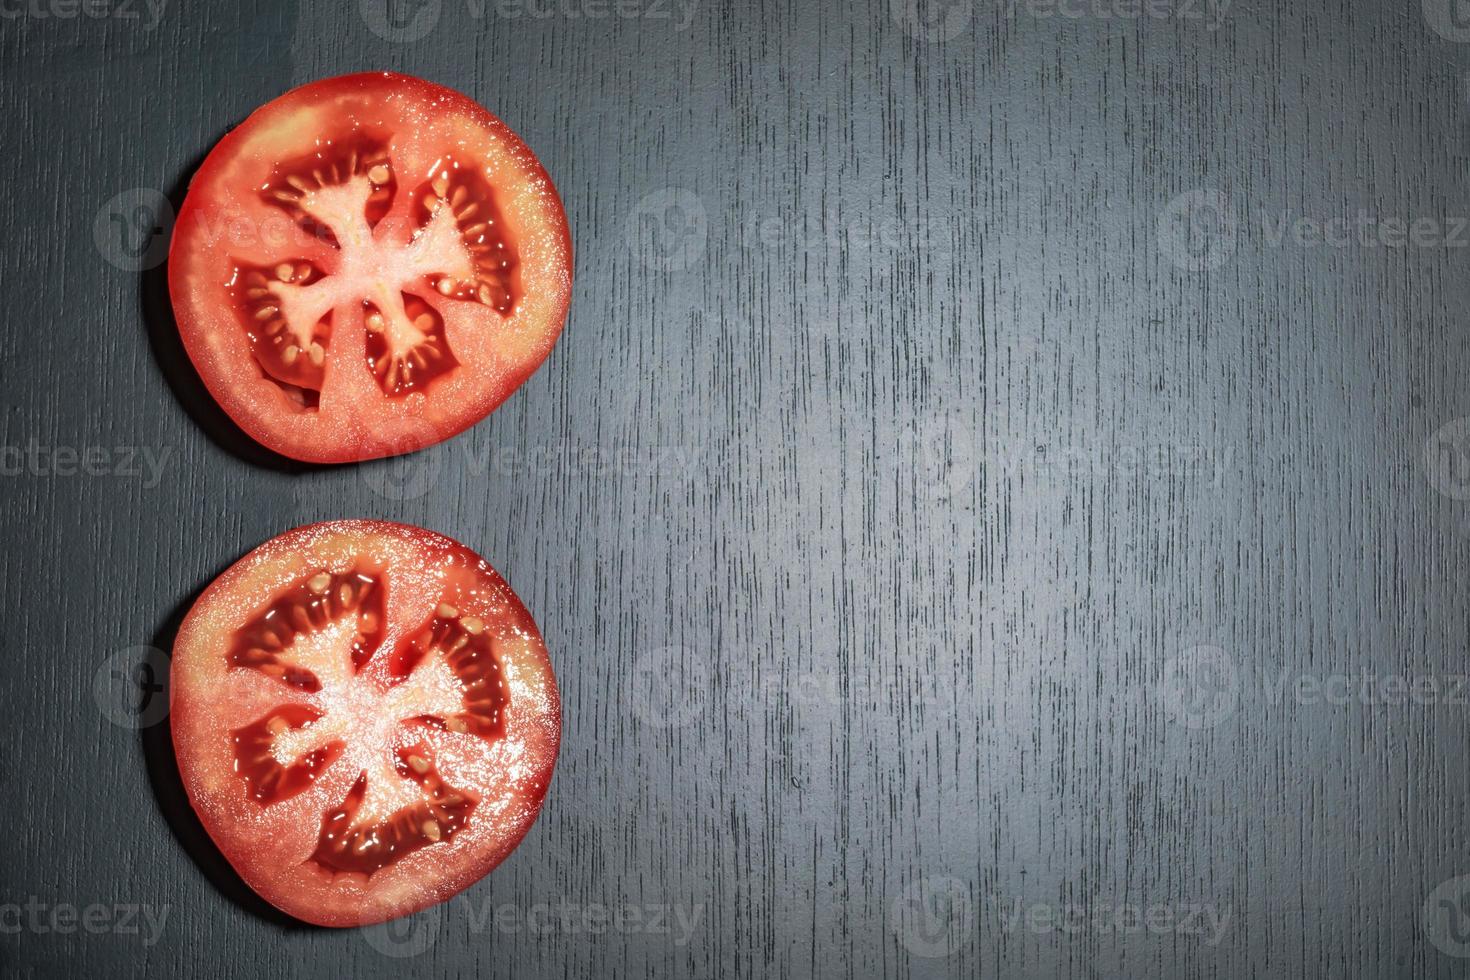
170;521;560;926
168;73;572;463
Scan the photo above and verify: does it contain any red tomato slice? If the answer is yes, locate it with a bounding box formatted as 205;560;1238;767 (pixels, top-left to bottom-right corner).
168;73;572;463
170;521;560;926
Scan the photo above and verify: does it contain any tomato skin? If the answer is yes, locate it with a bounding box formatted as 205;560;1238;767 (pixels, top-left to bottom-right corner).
168;73;573;464
170;521;560;927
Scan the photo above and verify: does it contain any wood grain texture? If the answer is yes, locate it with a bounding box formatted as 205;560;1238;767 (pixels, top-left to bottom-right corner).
3;0;1470;976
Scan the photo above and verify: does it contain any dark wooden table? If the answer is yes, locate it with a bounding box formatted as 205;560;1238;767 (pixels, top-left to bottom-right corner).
5;0;1470;976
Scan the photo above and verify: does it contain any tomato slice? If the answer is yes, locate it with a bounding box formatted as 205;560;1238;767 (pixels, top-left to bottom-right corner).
170;521;560;926
168;73;572;463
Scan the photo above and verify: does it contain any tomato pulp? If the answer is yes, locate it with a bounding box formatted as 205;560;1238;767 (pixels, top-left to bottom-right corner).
168;73;572;463
170;521;560;926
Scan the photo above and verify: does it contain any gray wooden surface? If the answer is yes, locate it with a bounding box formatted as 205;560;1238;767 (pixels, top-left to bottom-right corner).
4;0;1470;977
